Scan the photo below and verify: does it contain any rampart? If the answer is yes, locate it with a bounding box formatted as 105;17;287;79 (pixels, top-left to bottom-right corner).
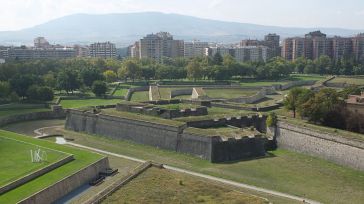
276;122;364;171
65;110;266;162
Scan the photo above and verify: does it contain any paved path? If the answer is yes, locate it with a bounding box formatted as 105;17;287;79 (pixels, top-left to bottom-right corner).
67;142;321;204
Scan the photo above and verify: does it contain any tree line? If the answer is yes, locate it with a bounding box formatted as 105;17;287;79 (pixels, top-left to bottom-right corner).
284;86;364;133
0;53;363;103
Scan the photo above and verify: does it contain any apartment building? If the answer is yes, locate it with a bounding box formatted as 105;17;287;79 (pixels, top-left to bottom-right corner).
184;41;209;58
352;33;364;62
136;32;184;61
89;42;116;58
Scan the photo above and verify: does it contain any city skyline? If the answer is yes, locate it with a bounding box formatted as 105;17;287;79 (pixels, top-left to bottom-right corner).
1;0;364;31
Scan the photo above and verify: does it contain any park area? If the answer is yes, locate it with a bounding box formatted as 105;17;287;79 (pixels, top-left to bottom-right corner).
330;76;364;85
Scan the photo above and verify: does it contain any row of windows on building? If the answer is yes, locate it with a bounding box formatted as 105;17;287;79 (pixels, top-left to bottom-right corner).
127;32;280;63
282;31;364;62
0;37;117;60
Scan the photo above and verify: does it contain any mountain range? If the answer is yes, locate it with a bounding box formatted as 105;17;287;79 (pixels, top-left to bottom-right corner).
0;12;363;47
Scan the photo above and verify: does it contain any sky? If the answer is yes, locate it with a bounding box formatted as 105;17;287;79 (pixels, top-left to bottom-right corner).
1;0;364;31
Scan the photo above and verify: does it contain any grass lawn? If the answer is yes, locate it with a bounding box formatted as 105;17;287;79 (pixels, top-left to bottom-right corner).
103;167;268;204
41;128;364;204
101;109;185;127
60;98;121;109
0;130;104;203
330;76;364;85
205;89;257;99
130;91;149;101
113;88;127;97
0;136;68;187
158;87;192;99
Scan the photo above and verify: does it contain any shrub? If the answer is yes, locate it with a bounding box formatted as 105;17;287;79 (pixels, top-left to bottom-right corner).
92;80;107;97
27;85;54;101
266;112;278;127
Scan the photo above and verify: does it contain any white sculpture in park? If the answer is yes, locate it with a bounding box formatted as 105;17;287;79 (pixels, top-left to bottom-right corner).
30;148;47;163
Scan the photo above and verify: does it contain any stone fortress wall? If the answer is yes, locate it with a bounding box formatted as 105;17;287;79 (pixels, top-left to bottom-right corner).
276;122;364;171
65;109;267;162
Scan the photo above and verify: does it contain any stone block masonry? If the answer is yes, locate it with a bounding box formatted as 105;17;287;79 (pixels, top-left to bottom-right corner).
276;122;364;171
65;109;266;162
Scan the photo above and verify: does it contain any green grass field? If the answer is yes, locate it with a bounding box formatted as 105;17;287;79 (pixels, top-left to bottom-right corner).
103;167;268;204
330;76;364;85
113;88;127;97
42;128;364;204
0;130;103;203
0;136;68;187
205;89;257;99
130;91;149;101
60;98;121;108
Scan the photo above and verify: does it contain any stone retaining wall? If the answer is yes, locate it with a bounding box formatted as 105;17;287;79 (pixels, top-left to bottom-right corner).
170;89;193;98
19;157;109;204
0;155;74;195
0;109;66;127
149;86;161;101
280;80;316;90
276;122;364;171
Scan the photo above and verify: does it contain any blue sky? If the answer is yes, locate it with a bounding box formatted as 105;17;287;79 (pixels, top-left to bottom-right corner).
1;0;363;31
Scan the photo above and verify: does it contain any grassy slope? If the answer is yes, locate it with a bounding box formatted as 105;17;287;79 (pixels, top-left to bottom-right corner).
47;128;364;204
60;98;121;109
0;137;67;186
331;77;364;85
103;167;268;204
0;130;103;203
130;91;149;101
205;89;257;99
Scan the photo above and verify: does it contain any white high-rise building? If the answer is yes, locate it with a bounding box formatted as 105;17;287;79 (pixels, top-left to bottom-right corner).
184;41;209;58
89;42;116;58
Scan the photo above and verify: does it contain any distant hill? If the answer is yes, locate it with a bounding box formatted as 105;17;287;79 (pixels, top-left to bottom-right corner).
0;12;363;47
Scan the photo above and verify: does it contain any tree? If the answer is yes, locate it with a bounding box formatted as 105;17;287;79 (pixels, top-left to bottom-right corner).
315;55;331;75
301;88;342;123
27;85;54;101
187;60;203;81
92;80;107;97
304;60;316;74
212;52;223;65
284;87;313;118
80;67;104;87
119;60;141;82
9;74;37;98
0;81;11;98
56;69;81;94
103;70;117;83
294;57;307;73
42;72;56;88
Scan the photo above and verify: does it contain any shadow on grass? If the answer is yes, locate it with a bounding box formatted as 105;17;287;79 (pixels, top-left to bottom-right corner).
214;152;277;165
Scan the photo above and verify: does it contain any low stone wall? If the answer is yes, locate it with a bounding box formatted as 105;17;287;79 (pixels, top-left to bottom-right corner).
170;89;193;98
125;86;149;101
192;87;207;99
211;102;282;112
185;115;267;133
280;80;316;90
0;155;74;195
276;122;364;171
19;157;109;204
0;109;66;127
